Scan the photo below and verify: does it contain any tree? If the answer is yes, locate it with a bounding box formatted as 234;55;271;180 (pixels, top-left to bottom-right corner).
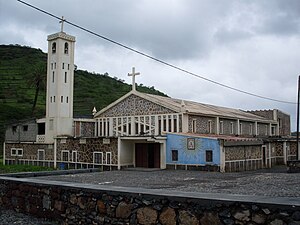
27;62;47;115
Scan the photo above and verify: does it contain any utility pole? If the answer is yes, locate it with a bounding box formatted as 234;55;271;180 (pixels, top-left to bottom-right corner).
297;75;300;160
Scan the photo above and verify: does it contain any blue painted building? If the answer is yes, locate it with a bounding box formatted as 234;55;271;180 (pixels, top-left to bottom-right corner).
166;133;221;170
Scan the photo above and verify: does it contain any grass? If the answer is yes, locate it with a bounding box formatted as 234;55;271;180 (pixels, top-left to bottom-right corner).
0;157;54;174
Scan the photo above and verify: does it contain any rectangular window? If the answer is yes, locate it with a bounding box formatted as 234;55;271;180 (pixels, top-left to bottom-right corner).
11;148;23;157
93;152;103;164
23;125;28;131
53;96;56;102
206;150;213;162
219;121;224;134
64;72;67;83
192;119;197;133
239;123;242;135
54;62;56;69
61;96;63;103
271;126;276;136
72;151;77;162
62;63;64;69
37;149;45;160
68;64;70;70
106;152;111;165
11;148;17;156
66;96;69;103
52;71;55;83
17;149;23;156
61;150;69;162
230;122;234;134
208;120;212;134
51;63;53;70
171;150;178;161
12;126;17;133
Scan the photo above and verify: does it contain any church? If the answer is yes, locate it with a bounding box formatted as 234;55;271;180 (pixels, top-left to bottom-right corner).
3;27;295;172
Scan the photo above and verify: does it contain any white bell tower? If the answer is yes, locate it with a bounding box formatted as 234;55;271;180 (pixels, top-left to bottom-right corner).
45;19;76;143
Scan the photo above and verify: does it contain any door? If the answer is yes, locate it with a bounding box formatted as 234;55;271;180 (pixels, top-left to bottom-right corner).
135;143;160;168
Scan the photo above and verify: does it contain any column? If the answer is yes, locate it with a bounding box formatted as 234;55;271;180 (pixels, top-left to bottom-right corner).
155;115;159;135
177;114;180;132
283;141;287;165
171;114;174;132
126;117;130;136
255;121;258;136
166;115;169;132
237;119;240;135
216;117;220;135
105;118;109;137
131;116;135;136
109;118;114;137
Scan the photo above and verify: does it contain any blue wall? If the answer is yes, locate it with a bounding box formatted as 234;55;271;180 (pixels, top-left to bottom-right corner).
166;133;220;165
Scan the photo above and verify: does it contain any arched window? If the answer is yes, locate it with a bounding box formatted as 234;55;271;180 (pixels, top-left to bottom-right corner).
64;42;68;54
52;42;56;53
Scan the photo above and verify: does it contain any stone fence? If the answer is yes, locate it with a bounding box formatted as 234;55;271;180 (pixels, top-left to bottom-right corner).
0;176;300;225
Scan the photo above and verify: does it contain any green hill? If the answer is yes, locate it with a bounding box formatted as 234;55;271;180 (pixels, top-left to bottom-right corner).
0;45;167;152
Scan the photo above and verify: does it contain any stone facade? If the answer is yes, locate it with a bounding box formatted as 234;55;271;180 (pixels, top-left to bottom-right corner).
56;137;118;165
0;177;299;225
188;115;216;134
99;95;176;117
5;143;54;161
74;121;95;137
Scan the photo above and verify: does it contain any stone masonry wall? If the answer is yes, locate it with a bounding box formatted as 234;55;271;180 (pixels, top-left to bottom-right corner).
5;143;54;161
56;137;118;165
99;95;175;117
0;177;300;225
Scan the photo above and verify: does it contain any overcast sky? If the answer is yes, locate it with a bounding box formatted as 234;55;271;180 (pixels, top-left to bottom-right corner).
1;0;299;131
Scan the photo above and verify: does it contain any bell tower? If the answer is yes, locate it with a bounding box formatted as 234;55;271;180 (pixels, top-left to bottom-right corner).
45;20;76;143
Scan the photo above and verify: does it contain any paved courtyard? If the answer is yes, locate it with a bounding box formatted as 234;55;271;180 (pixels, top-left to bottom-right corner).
38;166;300;199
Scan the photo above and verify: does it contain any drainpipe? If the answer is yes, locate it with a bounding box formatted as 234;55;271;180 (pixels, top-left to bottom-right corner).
54;138;57;169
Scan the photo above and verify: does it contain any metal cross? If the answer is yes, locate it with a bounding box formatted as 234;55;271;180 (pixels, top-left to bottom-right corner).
59;16;66;32
128;67;140;91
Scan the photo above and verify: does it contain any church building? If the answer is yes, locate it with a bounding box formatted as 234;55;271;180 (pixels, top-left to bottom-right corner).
3;27;294;172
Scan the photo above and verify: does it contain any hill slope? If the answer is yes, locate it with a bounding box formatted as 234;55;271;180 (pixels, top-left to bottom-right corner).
0;45;167;150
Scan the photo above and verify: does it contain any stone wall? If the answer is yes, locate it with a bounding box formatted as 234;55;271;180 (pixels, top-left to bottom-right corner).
277;110;291;136
99;94;175;117
56;137;118;165
4;143;54;161
0;177;299;225
188;115;216;134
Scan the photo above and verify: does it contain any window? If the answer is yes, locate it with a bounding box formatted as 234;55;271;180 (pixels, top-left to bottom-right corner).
230;122;234;134
54;62;56;69
11;148;23;157
61;150;69;162
11;148;17;156
172;150;178;161
271;126;276;136
66;96;69;103
51;63;53;70
52;71;55;83
64;72;67;83
53;96;55;102
12;126;17;133
208;120;212;134
239;123;242;135
206;150;213;162
23;125;28;132
50;96;52;103
219;121;224;134
64;42;68;54
192;119;197;133
52;42;56;53
68;64;70;70
38;149;45;161
61;96;63;103
106;152;111;165
62;63;65;69
93;152;103;164
72;151;77;162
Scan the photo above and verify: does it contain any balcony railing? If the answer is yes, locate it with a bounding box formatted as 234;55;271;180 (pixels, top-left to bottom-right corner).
36;135;45;143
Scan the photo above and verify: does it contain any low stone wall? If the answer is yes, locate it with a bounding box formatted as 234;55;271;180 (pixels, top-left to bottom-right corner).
0;176;300;225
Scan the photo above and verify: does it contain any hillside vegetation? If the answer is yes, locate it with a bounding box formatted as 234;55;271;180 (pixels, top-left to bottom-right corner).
0;45;167;150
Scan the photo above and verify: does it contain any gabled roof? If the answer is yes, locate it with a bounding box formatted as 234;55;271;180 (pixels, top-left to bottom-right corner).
94;90;275;123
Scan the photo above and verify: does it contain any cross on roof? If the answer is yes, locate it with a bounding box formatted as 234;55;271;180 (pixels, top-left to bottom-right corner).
59;16;66;32
128;67;140;91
